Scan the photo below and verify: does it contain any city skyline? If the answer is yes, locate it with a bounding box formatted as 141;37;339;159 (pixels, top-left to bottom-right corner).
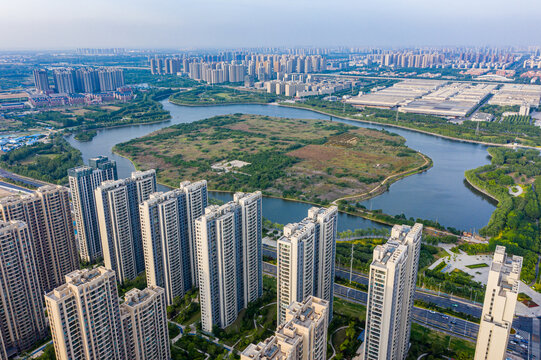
1;0;541;50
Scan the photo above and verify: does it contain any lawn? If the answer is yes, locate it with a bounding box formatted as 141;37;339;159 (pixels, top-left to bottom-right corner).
115;114;426;204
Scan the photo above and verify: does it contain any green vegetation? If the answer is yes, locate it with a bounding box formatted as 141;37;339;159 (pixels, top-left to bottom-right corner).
170;86;279;105
423;234;459;245
329;298;366;360
407;323;475;360
167;289;200;325
420;266;485;301
465;263;489;269
335;239;441;274
35;343;56;360
0;135;82;184
501;114;532;125
74;129;97;141
284;98;541;147
480;104;520;118
118;272;147;297
115;114;425;204
337;227;390;239
213;276;276;350
124;68;199;88
465;147;541;283
173;335;232;360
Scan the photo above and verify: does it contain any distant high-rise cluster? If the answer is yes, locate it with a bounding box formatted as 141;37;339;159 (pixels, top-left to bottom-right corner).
149;53;326;84
277;206;337;324
242;296;329;360
32;67;125;94
363;223;423;360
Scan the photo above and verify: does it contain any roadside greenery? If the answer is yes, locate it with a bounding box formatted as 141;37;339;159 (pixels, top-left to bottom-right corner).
465;147;541;283
407;323;475;360
284;99;541;147
0;135;82;184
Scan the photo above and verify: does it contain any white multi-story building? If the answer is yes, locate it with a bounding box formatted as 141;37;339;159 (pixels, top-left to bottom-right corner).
363;223;423;360
45;268;126;360
68;156;117;262
0;185;79;292
0;221;47;357
474;246;522;360
241;296;329;360
180;180;208;286
95;170;156;283
140;189;192;305
277;206;337;325
121;286;170;360
196;191;263;333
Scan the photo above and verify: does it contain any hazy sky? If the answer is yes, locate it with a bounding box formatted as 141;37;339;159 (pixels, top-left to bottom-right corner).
1;0;540;49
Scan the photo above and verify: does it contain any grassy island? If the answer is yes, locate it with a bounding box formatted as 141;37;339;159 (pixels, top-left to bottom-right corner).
115;114;427;204
169;86;279;105
464;147;541;284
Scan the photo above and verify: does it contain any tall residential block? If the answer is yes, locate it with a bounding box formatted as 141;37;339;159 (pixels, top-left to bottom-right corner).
140;189;192;305
363;223;423;360
474;246;522;360
241;296;329;360
0;221;47;357
195;191;263;333
0;185;79;292
277;206;337;325
69;156;117;262
121;287;170;360
180;180;208;286
95;170;156;282
309;206;338;316
33;68;49;93
45;268;126;360
235;192;263;306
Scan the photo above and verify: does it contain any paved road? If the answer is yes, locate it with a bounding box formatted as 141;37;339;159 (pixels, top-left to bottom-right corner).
0;180;33;193
0;168;48;188
263;262;535;359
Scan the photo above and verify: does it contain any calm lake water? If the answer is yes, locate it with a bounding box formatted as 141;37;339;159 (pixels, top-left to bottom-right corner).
66;100;496;232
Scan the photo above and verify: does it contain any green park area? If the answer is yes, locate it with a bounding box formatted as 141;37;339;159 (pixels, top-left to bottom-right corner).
464;147;541;284
169;86;279;105
114;113;426;204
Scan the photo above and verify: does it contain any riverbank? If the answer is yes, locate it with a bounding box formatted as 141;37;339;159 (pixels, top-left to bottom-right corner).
278;103;541;150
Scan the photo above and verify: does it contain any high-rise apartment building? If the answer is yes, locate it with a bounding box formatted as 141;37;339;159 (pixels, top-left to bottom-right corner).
45;268;125;360
33;68;49;93
75;68;100;93
195;191;263;333
68;156;118;262
140;189;192;305
95;170;156;282
180;180;208;286
46;267;170;360
235;192;263;306
121;287;170;360
363;223;423;360
309;206;337;316
53;68;76;94
97;67;125;91
474;246;522;360
0;221;47;357
0;185;79;292
277;219;315;325
277;206;337;325
241;296;329;360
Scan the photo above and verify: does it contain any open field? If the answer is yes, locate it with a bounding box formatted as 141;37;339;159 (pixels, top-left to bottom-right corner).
115;114;426;203
169;85;278;105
